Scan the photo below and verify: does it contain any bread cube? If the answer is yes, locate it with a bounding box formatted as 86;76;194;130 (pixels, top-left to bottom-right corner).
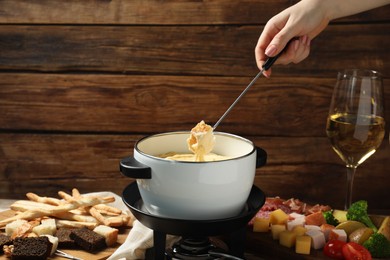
5;220;28;236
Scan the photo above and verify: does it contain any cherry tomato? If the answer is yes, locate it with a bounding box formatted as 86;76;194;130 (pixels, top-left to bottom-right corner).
323;240;347;259
342;242;372;260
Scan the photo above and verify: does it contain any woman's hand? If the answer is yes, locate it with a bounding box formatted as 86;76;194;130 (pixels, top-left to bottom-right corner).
255;0;330;77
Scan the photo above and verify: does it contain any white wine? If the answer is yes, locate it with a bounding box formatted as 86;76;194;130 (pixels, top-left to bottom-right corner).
326;113;385;167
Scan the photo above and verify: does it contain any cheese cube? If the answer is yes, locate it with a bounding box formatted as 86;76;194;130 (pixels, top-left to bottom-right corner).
269;209;289;225
253;218;270;232
290;212;305;220
279;230;297;248
287;218;305;231
296;235;312;255
329;229;347;242
305;229;326;249
333;210;348;223
304;225;321;231
271;224;286;240
293;225;308;236
321;223;335;241
378;216;390;241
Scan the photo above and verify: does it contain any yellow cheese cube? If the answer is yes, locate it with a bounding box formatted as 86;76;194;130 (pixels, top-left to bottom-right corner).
293;225;307;236
279;230;297;248
271;224;286;240
253;217;270;232
378;216;390;241
296;235;312;255
333;210;348;223
269;209;289;225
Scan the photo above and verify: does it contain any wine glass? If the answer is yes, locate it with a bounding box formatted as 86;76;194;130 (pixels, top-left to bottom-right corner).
326;69;385;210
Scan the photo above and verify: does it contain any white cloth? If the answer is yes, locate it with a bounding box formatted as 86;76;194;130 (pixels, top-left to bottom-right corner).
108;220;180;260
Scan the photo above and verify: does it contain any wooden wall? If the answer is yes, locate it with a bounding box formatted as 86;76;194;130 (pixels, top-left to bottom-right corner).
0;1;389;211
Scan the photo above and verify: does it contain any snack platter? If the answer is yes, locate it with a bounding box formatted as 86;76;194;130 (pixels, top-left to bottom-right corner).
0;209;130;260
0;190;132;260
245;197;389;260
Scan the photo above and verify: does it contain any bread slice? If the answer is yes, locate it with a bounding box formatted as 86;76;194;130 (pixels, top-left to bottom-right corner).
0;234;12;253
70;227;106;252
55;228;78;248
41;234;59;256
12;236;52;260
93;225;118;246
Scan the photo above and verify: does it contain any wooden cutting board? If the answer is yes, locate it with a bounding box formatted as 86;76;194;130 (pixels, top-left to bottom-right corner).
246;228;327;260
245;214;387;260
0;210;131;260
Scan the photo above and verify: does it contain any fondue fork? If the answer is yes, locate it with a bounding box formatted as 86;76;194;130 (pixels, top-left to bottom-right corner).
55;250;84;260
212;39;295;130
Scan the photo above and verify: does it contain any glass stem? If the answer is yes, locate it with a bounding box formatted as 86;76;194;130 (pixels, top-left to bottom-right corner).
345;165;357;210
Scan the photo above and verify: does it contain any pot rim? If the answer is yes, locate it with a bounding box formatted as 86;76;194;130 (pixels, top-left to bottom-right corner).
134;131;256;164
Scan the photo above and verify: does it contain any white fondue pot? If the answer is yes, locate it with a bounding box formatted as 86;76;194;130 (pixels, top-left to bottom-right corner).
120;131;266;220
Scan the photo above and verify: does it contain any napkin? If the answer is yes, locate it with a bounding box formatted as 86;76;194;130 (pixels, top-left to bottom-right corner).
88;192;179;260
108;220;180;260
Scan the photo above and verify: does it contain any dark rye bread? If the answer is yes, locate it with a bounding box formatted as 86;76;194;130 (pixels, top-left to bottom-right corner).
55;228;78;248
70;227;106;252
12;236;52;260
0;234;12;253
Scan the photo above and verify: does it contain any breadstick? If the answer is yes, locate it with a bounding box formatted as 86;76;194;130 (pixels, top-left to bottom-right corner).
56;219;98;230
0;210;48;227
2;196;113;227
58;191;74;202
10;200;56;212
93;204;122;215
72;188;82;199
88;207;106;225
104;216;126;227
52;211;98;223
26;192;64;206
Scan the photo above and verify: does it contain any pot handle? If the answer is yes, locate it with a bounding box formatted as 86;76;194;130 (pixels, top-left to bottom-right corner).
120;157;152;179
255;147;267;168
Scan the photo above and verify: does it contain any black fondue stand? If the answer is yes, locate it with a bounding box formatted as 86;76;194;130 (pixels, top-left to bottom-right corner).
122;182;265;259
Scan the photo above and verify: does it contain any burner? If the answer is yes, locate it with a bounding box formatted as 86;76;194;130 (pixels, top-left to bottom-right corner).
122;182;265;259
167;237;220;259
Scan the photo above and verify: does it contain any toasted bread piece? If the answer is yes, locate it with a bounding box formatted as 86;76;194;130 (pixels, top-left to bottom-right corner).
93;225;118;246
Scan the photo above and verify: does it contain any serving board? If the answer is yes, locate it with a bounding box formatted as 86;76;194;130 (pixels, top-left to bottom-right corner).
245;214;387;260
0;210;131;260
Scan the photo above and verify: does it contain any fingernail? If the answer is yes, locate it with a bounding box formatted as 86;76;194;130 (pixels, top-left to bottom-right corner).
265;44;277;57
263;70;271;78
